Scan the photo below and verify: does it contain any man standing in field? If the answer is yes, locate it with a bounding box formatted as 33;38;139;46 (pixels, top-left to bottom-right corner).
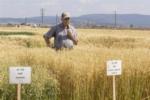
43;12;78;50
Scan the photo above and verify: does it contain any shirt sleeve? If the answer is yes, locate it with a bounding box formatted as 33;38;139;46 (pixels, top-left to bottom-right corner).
44;26;56;38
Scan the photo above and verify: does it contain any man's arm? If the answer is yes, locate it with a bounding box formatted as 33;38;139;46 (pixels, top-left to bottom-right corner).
43;35;51;47
67;26;78;45
43;26;56;48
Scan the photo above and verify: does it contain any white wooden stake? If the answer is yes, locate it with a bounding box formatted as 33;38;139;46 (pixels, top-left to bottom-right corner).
17;84;21;100
113;76;116;100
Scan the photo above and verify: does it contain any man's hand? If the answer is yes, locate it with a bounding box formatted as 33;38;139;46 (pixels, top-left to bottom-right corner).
67;25;70;29
67;29;72;37
46;44;51;48
43;35;52;48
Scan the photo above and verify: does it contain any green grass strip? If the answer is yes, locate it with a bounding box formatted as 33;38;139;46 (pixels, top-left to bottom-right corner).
0;31;35;36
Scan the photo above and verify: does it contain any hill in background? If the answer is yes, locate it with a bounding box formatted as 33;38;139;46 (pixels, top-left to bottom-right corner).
0;14;150;28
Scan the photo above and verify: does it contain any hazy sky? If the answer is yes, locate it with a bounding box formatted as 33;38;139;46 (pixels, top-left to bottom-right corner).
0;0;149;18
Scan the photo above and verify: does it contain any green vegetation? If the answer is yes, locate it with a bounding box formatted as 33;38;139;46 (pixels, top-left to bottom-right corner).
0;31;35;36
0;28;150;100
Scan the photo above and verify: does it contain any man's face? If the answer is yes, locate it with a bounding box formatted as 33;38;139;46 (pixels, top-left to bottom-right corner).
62;17;70;26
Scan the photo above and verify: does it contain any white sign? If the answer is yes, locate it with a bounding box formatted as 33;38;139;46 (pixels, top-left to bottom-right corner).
9;67;31;84
107;60;122;76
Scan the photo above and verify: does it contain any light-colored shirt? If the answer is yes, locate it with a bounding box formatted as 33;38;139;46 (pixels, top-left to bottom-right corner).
44;23;77;49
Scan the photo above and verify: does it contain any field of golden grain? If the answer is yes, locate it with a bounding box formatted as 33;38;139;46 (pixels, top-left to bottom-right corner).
0;27;150;100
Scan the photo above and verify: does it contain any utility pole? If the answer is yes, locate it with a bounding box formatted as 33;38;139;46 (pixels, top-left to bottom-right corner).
114;11;117;28
41;8;44;25
56;14;60;25
56;14;58;25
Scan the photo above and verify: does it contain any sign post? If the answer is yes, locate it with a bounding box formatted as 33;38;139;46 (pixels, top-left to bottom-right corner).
113;76;116;100
107;60;122;100
9;67;31;100
17;84;21;100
